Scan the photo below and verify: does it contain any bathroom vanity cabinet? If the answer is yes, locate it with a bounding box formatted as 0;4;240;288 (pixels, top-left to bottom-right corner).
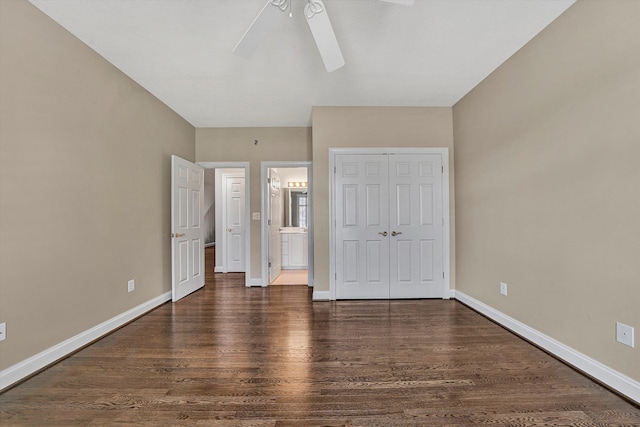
281;228;308;269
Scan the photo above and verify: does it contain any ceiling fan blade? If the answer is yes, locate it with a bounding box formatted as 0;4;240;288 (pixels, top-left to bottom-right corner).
378;0;415;5
233;0;287;58
304;0;345;73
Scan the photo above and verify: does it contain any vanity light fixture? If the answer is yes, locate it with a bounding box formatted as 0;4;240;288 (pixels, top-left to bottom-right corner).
288;181;307;188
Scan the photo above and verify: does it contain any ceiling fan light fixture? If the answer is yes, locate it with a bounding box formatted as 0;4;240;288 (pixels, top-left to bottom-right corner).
234;0;412;72
271;0;289;12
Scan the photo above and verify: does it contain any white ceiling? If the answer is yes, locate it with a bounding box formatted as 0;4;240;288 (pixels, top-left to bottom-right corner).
29;0;575;128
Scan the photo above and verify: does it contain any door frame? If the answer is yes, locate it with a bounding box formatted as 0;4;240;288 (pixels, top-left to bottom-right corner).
198;161;251;287
328;148;450;300
261;161;313;287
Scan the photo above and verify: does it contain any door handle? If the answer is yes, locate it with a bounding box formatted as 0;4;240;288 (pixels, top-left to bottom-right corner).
391;231;402;236
378;231;388;236
228;228;233;232
171;233;185;238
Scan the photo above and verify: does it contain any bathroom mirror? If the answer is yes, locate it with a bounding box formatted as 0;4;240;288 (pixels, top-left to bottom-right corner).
285;189;308;228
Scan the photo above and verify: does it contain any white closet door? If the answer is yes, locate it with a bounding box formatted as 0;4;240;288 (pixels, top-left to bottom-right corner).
388;154;444;298
335;155;390;299
334;152;445;300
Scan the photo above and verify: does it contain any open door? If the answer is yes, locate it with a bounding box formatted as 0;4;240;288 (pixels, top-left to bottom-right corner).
268;169;282;283
171;155;205;302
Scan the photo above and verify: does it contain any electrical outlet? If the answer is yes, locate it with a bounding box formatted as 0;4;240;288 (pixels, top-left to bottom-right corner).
128;279;135;293
0;322;6;342
252;212;261;220
500;282;508;296
616;322;634;348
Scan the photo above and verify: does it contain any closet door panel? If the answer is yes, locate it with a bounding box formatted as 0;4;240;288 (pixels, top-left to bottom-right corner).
389;154;444;298
335;154;390;299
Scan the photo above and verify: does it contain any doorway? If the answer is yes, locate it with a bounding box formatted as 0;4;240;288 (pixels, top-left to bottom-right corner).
261;162;313;287
218;170;245;273
199;162;251;287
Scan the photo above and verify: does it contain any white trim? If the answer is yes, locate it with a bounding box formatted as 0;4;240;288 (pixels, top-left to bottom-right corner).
198;162;251;287
205;242;215;248
441;149;451;298
312;290;331;301
454;290;640;405
214;266;224;273
328;147;451;301
260;161;313;289
329;152;337;301
246;277;265;287
0;291;171;392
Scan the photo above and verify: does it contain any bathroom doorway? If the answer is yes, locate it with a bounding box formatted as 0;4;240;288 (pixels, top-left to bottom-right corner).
261;162;313;287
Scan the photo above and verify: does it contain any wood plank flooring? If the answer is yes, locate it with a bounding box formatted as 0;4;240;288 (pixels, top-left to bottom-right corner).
1;262;639;425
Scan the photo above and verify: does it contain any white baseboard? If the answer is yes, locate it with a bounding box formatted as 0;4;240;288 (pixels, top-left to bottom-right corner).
312;290;331;301
313;289;452;301
246;277;264;287
454;291;640;405
0;291;171;392
214;266;224;273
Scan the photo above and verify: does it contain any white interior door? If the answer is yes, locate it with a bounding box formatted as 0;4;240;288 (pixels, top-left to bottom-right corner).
335;155;390;299
268;169;282;283
335;152;445;299
225;175;246;272
171;155;205;302
389;154;444;298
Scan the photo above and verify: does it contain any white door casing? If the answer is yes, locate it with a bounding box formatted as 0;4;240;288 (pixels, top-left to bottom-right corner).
171;155;205;302
225;175;246;273
268;169;282;283
334;151;447;300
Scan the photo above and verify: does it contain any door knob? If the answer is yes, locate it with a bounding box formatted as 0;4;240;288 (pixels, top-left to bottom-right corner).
171;233;185;238
228;228;233;232
378;231;388;236
391;231;402;236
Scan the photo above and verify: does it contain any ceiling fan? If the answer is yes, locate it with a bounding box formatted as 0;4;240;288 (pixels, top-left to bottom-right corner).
233;0;415;73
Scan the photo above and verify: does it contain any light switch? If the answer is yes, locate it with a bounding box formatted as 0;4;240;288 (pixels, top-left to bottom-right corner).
252;212;261;220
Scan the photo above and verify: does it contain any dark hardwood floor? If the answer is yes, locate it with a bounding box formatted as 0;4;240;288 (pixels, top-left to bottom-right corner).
1;250;638;425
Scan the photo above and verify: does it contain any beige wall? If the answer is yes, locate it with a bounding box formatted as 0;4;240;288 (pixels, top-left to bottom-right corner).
195;127;312;280
312;107;455;292
453;0;640;380
0;0;195;371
